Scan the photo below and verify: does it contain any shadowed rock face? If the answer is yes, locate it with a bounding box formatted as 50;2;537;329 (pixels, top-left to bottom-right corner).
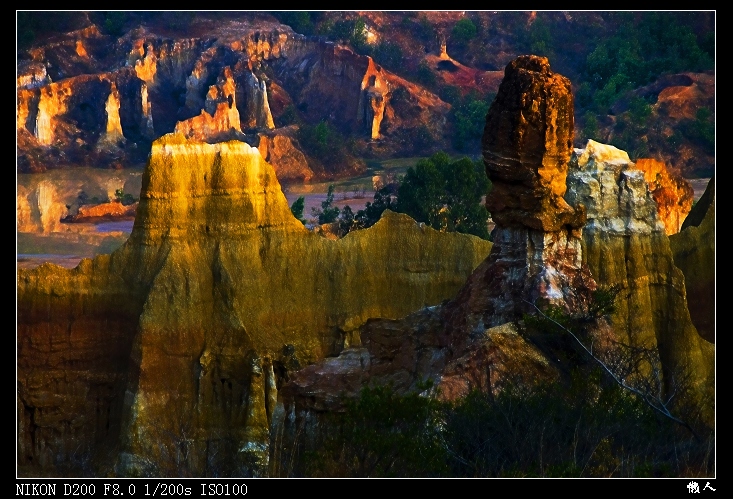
670;177;715;343
17;134;491;477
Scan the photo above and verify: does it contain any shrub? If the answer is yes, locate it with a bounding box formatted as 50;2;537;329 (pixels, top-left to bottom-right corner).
451;18;477;44
290;196;306;225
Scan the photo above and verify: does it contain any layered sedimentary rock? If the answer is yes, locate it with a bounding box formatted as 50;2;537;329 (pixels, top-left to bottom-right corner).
277;55;598;436
16;69;154;171
277;56;715;442
565;140;714;418
470;55;593;327
257;128;314;183
17;134;491;477
634;158;694;235
18;18;451;176
670;177;715;343
174;67;242;141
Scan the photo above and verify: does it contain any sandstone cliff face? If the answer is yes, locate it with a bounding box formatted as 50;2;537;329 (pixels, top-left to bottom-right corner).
18;18;451;176
634;158;693;235
670;177;715;343
565;140;714;417
17;69;153;171
257;129;314;183
276;56;715;446
17;134;491;477
174;67;243;141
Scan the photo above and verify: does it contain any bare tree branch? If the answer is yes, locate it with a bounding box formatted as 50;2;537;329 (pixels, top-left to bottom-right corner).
524;299;699;439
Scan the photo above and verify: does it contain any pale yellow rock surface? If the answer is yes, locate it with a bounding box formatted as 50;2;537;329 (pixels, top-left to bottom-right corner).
567;140;714;424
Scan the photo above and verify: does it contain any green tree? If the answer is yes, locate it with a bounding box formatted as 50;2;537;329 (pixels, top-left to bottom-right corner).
312;185;340;224
103;11;127;37
290;196;306;225
372;41;403;70
452;18;477;44
526;15;554;57
450;92;493;151
396;152;490;239
353;181;398;231
273;11;318;35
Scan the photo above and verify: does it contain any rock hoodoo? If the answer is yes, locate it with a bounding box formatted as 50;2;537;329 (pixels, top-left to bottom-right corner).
276;56;715;447
565;140;714;419
17;134;491;477
467;54;594;328
278;55;601;430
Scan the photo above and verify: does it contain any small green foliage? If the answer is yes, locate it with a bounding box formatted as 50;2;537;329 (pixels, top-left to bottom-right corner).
395;152;491;239
451;18;477;44
449;91;493;151
581;111;600;142
312;185;340;224
371;41;403;70
352;181;398;231
301;382;449;477
272;11;318;35
524;284;621;335
526;16;554;57
297;121;351;168
103;11;127;37
416;61;436;88
114;188;137;206
282;371;713;477
345;152;491;239
290;196;306;225
323;16;368;50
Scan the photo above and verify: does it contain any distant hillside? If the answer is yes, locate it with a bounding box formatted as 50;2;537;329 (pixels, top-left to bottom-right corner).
17;11;714;177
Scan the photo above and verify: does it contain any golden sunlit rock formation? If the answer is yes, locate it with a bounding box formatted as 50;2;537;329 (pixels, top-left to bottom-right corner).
17;133;491;477
635;158;694;235
277;57;715;446
566;140;714;422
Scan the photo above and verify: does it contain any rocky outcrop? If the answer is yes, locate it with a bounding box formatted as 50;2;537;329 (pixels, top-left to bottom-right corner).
241;69;275;130
17;134;491;477
670;177;715;343
276;56;715;446
276;55;598;441
18;17;452;177
471;55;593;327
174;67;242;141
566;140;714;418
63;201;138;223
16;69;154;171
257;128;314;183
634;158;693;235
